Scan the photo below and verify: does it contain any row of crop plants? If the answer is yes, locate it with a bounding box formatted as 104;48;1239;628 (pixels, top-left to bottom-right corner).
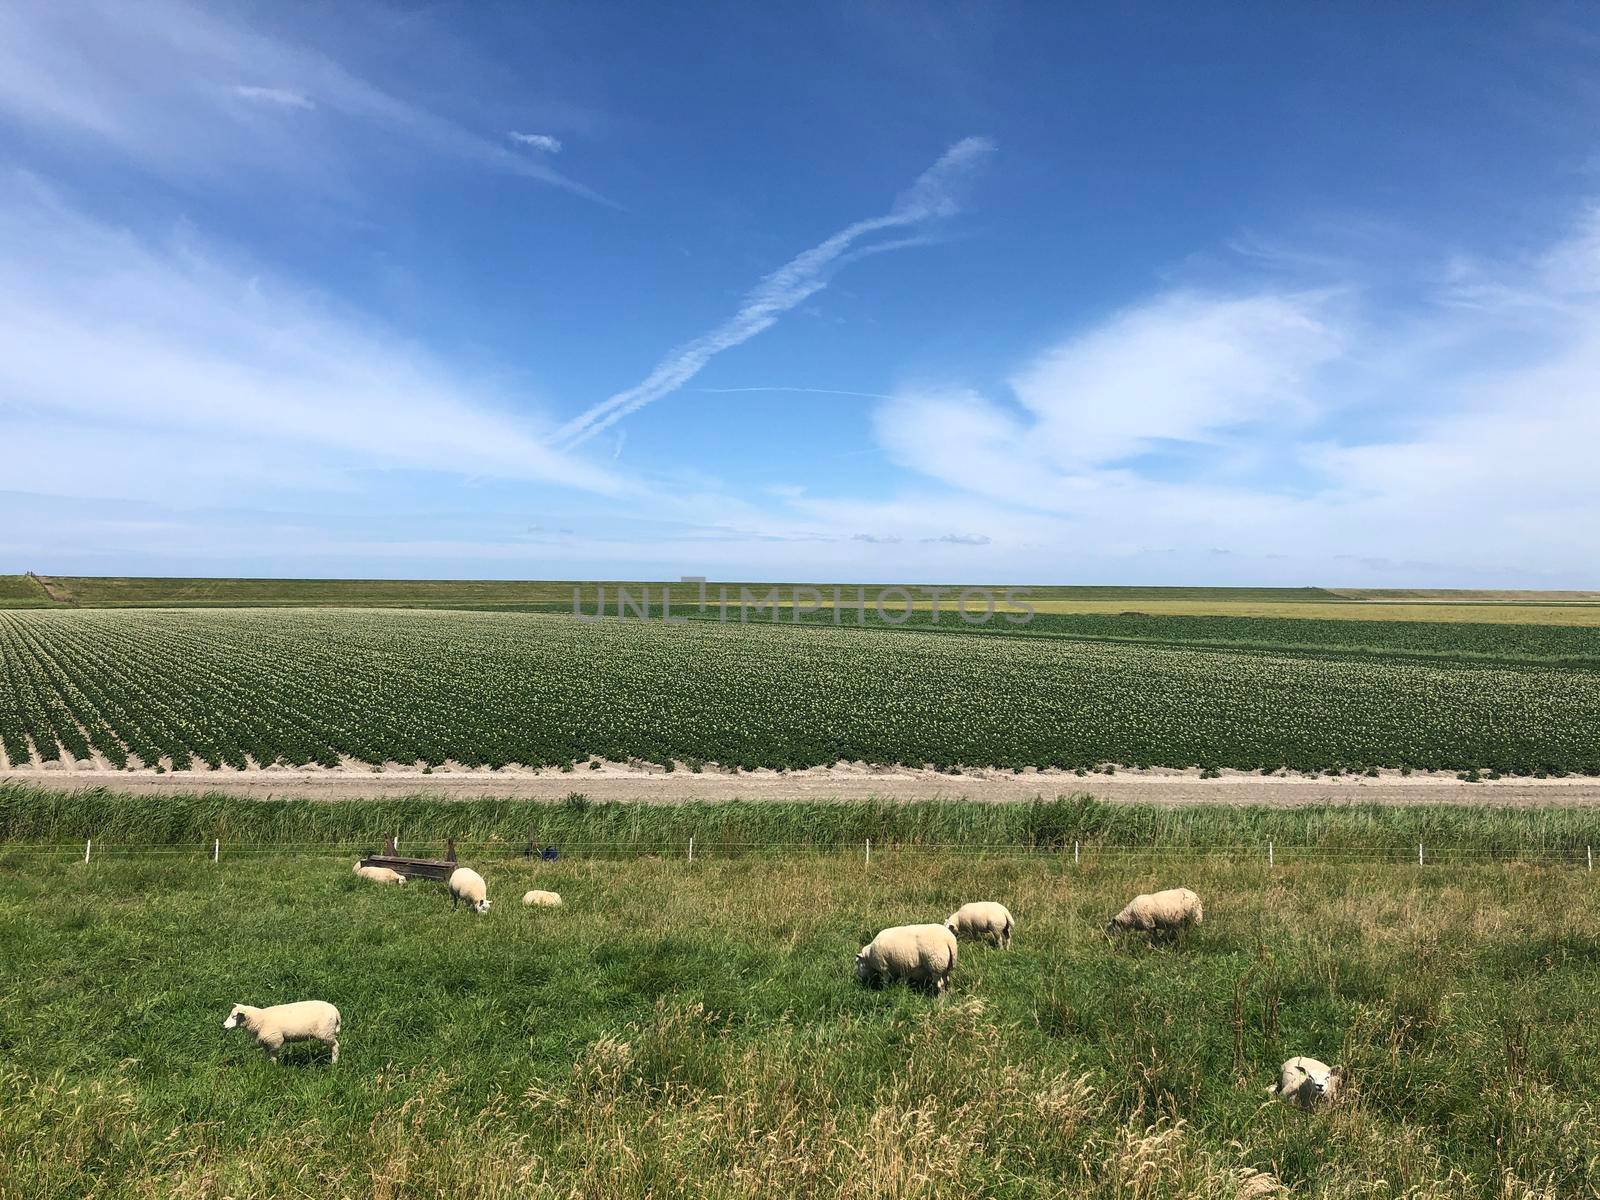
2;608;1600;775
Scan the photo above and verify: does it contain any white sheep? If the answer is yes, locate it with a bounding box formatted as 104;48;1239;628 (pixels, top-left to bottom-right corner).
855;923;958;994
945;901;1015;948
353;862;407;885
1268;1056;1344;1109
1106;887;1204;940
222;1001;341;1064
522;889;563;907
448;866;492;914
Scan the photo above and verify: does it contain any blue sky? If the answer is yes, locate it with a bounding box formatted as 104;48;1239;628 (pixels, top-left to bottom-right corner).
3;2;1600;585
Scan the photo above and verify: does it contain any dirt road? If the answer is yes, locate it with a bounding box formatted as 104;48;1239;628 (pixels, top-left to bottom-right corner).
5;763;1600;807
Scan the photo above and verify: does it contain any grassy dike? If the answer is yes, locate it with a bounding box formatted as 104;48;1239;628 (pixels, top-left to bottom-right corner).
2;791;1599;1198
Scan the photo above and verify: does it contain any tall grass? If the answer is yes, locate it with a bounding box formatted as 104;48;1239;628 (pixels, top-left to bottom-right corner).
1;849;1596;1198
2;785;1598;858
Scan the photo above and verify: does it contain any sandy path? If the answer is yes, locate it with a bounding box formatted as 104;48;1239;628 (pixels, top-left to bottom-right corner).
5;763;1600;807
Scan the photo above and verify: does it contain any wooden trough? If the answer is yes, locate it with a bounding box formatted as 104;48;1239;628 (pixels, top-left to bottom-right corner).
359;835;459;882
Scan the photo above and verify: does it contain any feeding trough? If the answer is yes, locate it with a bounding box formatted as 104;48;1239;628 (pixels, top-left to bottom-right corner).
359;835;459;882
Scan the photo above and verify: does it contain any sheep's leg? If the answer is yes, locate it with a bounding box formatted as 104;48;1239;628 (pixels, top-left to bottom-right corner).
328;1039;340;1065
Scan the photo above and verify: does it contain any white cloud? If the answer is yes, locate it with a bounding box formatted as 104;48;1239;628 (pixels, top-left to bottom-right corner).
232;85;314;110
864;204;1600;584
0;175;621;502
0;1;612;205
554;136;995;447
509;131;562;153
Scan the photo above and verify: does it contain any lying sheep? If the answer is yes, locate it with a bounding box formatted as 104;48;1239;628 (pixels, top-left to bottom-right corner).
522;889;562;907
448;866;492;914
945;901;1015;948
223;1001;341;1064
1268;1056;1344;1109
1106;887;1203;941
855;923;958;994
353;863;406;885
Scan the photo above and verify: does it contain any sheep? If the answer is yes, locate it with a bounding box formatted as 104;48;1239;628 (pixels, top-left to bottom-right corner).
353;862;406;885
1268;1056;1344;1109
222;1001;341;1064
1106;887;1203;941
522;889;562;907
447;866;492;914
855;923;958;994
945;901;1015;948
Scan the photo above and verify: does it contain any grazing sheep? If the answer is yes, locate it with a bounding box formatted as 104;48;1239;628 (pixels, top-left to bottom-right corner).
1268;1056;1344;1109
353;863;406;885
447;867;492;914
945;901;1015;948
522;889;562;907
855;923;958;994
1106;887;1203;940
222;1001;341;1064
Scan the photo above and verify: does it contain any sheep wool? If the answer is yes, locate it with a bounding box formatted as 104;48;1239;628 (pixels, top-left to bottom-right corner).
1269;1056;1344;1109
448;867;492;914
1106;887;1203;938
522;890;563;907
855;923;958;994
353;863;406;885
223;1001;342;1064
945;901;1015;948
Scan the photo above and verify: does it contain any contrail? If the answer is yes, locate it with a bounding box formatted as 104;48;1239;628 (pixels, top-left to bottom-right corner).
553;137;994;447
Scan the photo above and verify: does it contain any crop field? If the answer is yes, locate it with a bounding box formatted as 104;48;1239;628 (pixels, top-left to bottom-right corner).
1;607;1599;777
2;794;1597;1200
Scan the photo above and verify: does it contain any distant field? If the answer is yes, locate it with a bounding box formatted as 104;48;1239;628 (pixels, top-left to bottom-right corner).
11;575;1600;624
2;794;1597;1199
2;607;1597;775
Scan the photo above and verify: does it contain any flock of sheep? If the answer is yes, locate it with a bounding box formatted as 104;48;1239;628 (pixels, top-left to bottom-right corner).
223;869;1342;1111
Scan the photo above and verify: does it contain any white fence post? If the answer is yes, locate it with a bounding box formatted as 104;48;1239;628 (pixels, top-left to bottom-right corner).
213;838;220;863
1073;840;1080;866
865;838;871;867
1418;842;1424;867
1268;840;1274;868
688;836;694;863
84;838;92;864
1588;845;1593;872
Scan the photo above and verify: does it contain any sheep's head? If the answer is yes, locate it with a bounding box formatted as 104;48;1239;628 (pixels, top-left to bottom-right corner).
944;916;959;933
854;949;871;982
475;898;492;914
1284;1059;1342;1107
222;1004;249;1030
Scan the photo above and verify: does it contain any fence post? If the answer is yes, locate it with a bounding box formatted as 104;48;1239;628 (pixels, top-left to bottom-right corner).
1074;840;1080;867
1418;842;1424;867
1268;840;1274;868
688;836;694;863
1588;845;1593;872
865;838;871;867
213;838;219;864
84;838;91;864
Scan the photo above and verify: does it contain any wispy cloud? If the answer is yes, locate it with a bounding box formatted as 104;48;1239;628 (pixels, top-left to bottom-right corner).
0;174;619;502
232;85;314;110
553;136;995;447
0;1;613;206
509;131;563;153
857;199;1600;583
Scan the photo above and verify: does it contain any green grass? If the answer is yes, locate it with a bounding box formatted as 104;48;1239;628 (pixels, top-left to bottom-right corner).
4;787;1599;859
0;574;52;609
2;835;1597;1198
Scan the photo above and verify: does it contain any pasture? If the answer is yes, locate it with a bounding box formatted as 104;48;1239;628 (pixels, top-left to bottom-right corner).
2;804;1597;1199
